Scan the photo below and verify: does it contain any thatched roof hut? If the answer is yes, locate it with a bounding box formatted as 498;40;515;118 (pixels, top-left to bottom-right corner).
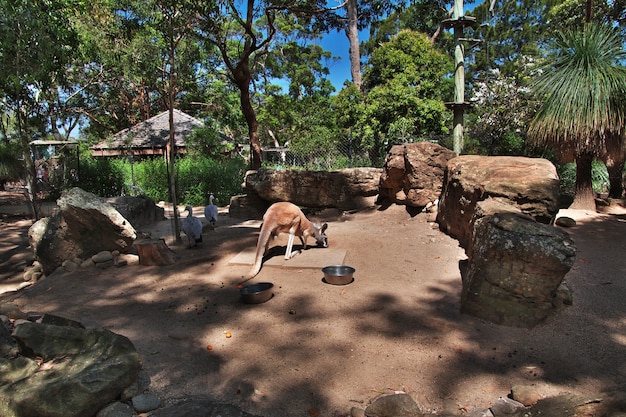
91;109;203;157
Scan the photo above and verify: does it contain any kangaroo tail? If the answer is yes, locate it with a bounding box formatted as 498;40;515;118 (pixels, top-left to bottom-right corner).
246;227;272;278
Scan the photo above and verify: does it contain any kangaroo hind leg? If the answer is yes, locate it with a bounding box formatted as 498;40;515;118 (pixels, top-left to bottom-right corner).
285;231;300;260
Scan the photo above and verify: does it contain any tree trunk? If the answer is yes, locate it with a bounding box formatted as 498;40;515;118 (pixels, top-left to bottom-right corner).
166;36;181;244
135;239;178;266
345;0;362;90
16;101;40;220
234;62;262;170
570;152;597;210
605;157;625;198
602;134;625;199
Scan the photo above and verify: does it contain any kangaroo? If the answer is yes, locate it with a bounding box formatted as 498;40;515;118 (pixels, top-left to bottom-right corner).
246;202;328;278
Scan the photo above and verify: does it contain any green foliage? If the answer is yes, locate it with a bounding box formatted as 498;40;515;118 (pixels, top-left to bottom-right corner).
0;140;24;180
185;126;233;159
124;158;170;202
529;24;626;157
335;30;452;160
74;153;246;206
558;160;610;197
75;156;126;197
174;156;247;206
466;66;539;156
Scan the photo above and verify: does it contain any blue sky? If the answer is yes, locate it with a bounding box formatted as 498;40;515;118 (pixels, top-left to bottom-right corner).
319;30;357;90
319;1;480;91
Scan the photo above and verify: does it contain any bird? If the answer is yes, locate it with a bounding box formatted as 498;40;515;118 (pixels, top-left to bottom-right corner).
204;193;218;227
182;205;203;248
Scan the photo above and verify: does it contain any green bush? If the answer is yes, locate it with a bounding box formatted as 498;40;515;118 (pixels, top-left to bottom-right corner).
76;157;125;197
74;154;246;206
175;156;247;206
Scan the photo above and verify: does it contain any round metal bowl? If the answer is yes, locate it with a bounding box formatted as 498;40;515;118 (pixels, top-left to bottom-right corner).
240;282;274;304
322;265;355;285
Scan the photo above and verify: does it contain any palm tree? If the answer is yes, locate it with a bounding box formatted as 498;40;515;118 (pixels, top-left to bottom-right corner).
528;23;626;210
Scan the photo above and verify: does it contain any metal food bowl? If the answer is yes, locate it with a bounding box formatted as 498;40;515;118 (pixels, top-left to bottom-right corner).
322;265;355;285
240;282;274;304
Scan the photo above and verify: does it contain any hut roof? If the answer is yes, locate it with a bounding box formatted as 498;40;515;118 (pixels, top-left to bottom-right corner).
91;109;203;156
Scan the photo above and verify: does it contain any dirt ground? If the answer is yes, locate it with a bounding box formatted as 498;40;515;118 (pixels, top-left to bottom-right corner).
0;191;625;417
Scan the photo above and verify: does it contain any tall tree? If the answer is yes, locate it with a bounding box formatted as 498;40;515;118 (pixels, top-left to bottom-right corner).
336;30;452;162
469;0;554;77
196;0;333;169
547;0;626;198
0;0;79;218
528;24;626;209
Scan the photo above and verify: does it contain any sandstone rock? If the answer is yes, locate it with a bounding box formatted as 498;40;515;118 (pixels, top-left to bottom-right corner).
106;195;166;228
510;385;542;406
490;397;525;415
461;212;576;328
1;321;142;417
437;156;560;249
379;142;456;207
364;393;422;417
229;193;269;220
244;168;381;210
28;188;137;275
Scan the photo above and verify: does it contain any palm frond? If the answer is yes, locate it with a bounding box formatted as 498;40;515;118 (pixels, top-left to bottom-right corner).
529;23;626;156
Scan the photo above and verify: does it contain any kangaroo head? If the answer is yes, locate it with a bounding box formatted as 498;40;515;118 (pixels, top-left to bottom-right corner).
312;223;329;248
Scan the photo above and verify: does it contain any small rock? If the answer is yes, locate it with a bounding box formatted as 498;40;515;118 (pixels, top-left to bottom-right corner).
553;282;573;307
490;397;526;416
118;253;140;266
442;398;461;415
81;259;95;268
555;216;576;227
364;393;422;417
114;258;128;267
31;261;43;272
62;259;79;272
23;268;36;281
465;409;494;417
511;385;542;406
96;260;115;269
350;407;366;417
132;393;161;413
92;251;114;263
96;401;135;417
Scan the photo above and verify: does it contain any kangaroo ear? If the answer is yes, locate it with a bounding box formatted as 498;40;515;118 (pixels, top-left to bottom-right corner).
321;223;328;233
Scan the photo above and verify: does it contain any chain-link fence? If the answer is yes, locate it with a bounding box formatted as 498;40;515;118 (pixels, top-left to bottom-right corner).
262;135;383;170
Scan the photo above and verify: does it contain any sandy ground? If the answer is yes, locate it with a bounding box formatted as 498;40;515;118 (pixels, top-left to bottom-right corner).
0;192;625;416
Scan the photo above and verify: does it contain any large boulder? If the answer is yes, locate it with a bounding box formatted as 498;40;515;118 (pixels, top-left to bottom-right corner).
106;195;165;228
28;188;137;275
378;142;456;207
0;320;142;417
243;168;381;210
461;212;576;328
437;156;560;249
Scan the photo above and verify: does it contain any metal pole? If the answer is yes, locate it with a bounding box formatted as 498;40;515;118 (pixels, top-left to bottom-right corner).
452;0;465;155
